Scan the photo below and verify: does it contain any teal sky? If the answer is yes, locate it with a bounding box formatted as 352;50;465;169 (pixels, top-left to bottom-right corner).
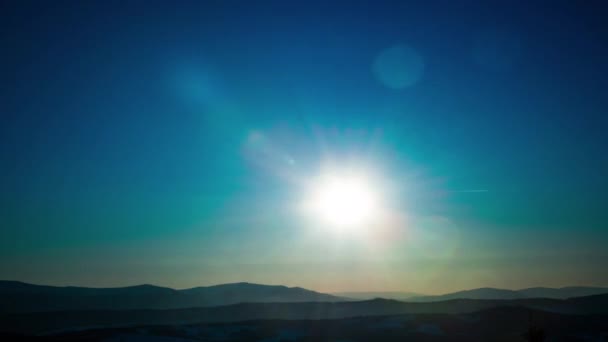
1;0;607;293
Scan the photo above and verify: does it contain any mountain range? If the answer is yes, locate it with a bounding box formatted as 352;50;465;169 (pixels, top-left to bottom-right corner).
408;286;608;302
2;281;608;336
0;280;345;313
2;280;607;314
336;286;608;301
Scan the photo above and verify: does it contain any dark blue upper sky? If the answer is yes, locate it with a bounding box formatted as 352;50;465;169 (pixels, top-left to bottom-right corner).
1;0;607;292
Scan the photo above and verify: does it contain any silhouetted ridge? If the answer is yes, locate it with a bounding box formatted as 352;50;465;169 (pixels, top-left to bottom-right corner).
409;286;608;302
0;280;345;313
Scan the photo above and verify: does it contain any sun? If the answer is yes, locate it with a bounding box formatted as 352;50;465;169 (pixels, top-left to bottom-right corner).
305;172;380;228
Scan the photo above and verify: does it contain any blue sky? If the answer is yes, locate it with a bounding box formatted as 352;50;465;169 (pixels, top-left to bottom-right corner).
1;0;607;293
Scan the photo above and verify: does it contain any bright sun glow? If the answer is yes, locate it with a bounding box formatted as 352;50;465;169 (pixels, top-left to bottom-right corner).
307;173;380;228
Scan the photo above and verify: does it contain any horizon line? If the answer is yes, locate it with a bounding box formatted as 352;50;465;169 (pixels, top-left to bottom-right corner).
2;279;607;296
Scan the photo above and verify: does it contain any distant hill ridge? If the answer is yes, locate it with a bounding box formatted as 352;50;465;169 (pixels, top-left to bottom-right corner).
407;286;608;302
2;280;607;313
0;280;346;313
336;286;608;301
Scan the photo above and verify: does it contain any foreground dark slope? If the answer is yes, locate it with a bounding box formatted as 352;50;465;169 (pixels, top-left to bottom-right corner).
0;281;345;312
4;307;608;342
2;294;607;334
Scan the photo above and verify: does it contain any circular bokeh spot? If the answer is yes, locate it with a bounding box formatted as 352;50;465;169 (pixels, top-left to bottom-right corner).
372;44;425;89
